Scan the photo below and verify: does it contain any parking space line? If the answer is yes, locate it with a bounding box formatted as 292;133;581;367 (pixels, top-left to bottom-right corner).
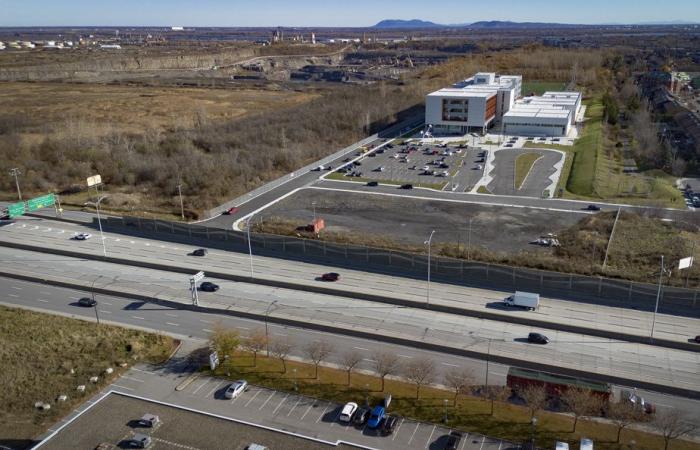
244;388;263;407
259;391;276;410
479;435;486;450
459;433;469;450
271;393;289;415
121;376;144;383
300;402;315;421
425;424;436;448
407;421;420;445
111;384;135;391
286;396;301;416
206;380;225;398
191;378;210;395
316;402;331;423
392;418;404;440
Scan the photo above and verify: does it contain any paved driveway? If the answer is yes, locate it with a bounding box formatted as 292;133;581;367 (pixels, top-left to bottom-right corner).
487;149;563;197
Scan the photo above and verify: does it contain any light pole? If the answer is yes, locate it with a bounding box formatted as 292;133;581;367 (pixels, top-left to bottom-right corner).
177;180;185;220
265;300;278;356
86;195;108;258
312;201;317;223
467;218;473;260
293;368;298;391
651;255;668;341
530;417;538;449
90;276;102;325
9;168;22;200
245;217;254;279
424;230;435;306
484;338;492;387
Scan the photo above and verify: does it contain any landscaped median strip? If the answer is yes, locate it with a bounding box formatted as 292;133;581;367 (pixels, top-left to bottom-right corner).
2;265;700;401
0;238;697;354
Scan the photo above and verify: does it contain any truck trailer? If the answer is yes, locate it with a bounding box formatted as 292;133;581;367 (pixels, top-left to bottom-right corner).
503;291;539;310
506;367;612;401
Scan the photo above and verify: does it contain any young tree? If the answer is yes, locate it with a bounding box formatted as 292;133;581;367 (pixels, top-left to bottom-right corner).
404;357;436;399
561;388;601;432
607;401;643;443
443;367;474;406
519;385;548;420
269;338;293;374
304;340;334;380
655;409;698;450
243;328;267;367
209;324;240;369
371;351;401;392
484;386;510;416
340;350;363;386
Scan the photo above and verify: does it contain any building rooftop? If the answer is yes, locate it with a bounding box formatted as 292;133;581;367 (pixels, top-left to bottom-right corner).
427;72;521;98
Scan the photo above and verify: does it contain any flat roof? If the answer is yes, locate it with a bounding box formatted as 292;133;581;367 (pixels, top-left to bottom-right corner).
505;106;570;119
542;91;582;99
38;392;355;450
428;88;495;98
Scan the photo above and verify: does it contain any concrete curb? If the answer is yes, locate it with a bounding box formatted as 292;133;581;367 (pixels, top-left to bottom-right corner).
1;239;698;354
1;269;700;400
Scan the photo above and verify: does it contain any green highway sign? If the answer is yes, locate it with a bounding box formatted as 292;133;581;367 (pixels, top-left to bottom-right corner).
26;193;55;212
7;202;26;218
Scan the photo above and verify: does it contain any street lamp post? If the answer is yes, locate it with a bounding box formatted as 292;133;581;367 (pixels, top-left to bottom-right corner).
484;338;492;387
265;300;278;356
177;182;185;220
293;368;298;391
530;417;538;449
245;217;254;279
651;255;666;341
424;230;435;306
9;168;22;200
86;195;108;258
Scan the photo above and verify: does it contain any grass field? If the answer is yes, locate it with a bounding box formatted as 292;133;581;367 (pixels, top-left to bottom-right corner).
514;153;542;190
0;306;175;447
521;81;567;96
209;345;698;450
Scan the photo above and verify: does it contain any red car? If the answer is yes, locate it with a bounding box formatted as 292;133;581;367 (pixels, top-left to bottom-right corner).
222;207;239;215
693;335;700;343
321;272;340;282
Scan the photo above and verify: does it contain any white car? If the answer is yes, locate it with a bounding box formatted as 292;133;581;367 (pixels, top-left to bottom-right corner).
75;233;92;240
477;164;483;170
422;165;430;171
224;380;248;399
339;402;358;422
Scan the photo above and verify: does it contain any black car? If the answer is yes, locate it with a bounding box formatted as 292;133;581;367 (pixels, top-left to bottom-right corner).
353;161;362;166
342;157;351;162
321;272;340;282
380;415;398;435
445;431;463;450
192;248;208;257
586;204;601;211
367;181;379;187
353;407;370;426
400;184;413;190
78;297;97;307
199;282;219;292
527;332;549;344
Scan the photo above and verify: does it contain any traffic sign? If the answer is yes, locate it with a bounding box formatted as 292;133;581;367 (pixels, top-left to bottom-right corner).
191;271;205;282
7;202;25;218
26;193;55;212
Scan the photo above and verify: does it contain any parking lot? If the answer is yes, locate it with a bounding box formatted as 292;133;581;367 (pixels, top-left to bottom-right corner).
487;149;563;197
333;142;487;192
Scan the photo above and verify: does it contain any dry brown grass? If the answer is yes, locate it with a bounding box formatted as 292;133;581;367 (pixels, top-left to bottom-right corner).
0;305;175;447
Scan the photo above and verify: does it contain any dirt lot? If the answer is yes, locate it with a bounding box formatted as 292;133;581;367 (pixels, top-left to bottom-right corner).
0;82;316;136
256;188;583;254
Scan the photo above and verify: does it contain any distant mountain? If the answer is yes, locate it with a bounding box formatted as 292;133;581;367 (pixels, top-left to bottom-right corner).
465;20;578;28
372;19;443;29
633;20;699;25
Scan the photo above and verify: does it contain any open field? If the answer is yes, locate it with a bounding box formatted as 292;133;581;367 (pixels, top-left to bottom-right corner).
0;305;175;448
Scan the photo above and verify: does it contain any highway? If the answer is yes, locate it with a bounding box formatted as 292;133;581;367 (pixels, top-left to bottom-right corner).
2;275;699;419
2;243;700;396
2;216;699;349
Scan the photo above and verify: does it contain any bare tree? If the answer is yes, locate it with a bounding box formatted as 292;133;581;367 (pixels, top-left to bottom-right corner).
269;338;294;374
607;401;644;443
443;368;474;406
304;340;334;380
483;386;510;416
519;385;548;420
243;328;267;367
561;388;602;432
340;350;363;386
404;357;436;399
371;351;401;392
655;409;698;450
209;324;240;370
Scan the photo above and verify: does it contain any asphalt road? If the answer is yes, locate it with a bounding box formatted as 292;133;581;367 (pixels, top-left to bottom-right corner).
3;243;700;396
487;149;562;197
2;275;699;421
4;216;698;348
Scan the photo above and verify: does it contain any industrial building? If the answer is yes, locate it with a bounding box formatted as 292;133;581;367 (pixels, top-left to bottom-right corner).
425;73;582;137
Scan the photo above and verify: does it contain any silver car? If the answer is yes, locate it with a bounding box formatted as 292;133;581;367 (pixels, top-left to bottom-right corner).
225;380;248;399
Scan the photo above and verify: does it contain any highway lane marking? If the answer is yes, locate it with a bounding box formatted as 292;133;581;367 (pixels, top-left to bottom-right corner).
316;402;331;423
199;319;213;324
397;354;413;358
272;393;289;415
407;421;421;445
362;358;376;363
202;328;213;333
102;302;112;306
166;322;180;327
8;294;18;298
353;346;370;351
236;326;250;330
132;316;145;320
70;296;80;300
244;388;263;407
11;286;22;290
287;396;301;416
38;299;49;303
441;362;459;367
165;313;178;317
259;391;276;410
425;424;436;448
99;310;112;314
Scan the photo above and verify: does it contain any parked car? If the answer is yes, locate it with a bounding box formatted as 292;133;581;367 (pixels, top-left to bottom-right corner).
505;144;514;148
321;272;340;282
353;407;370;426
129;434;152;449
222;207;239;215
199;282;219;292
339;402;358;423
693;335;700;343
585;204;601;211
74;233;92;240
138;414;160;428
367;181;379;187
445;431;463;450
380;415;398;435
400;184;413;190
367;405;385;429
527;332;550;344
192;248;208;257
224;380;248;399
78;297;97;307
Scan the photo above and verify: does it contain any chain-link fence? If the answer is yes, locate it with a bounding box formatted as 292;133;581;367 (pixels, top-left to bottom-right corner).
104;216;700;316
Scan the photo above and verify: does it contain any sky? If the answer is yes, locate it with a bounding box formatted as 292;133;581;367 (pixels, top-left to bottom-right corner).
1;0;698;27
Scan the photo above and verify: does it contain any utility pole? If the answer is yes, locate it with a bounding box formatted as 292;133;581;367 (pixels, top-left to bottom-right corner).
9;168;22;200
651;255;667;341
602;207;621;270
424;230;435;307
177;180;185;220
